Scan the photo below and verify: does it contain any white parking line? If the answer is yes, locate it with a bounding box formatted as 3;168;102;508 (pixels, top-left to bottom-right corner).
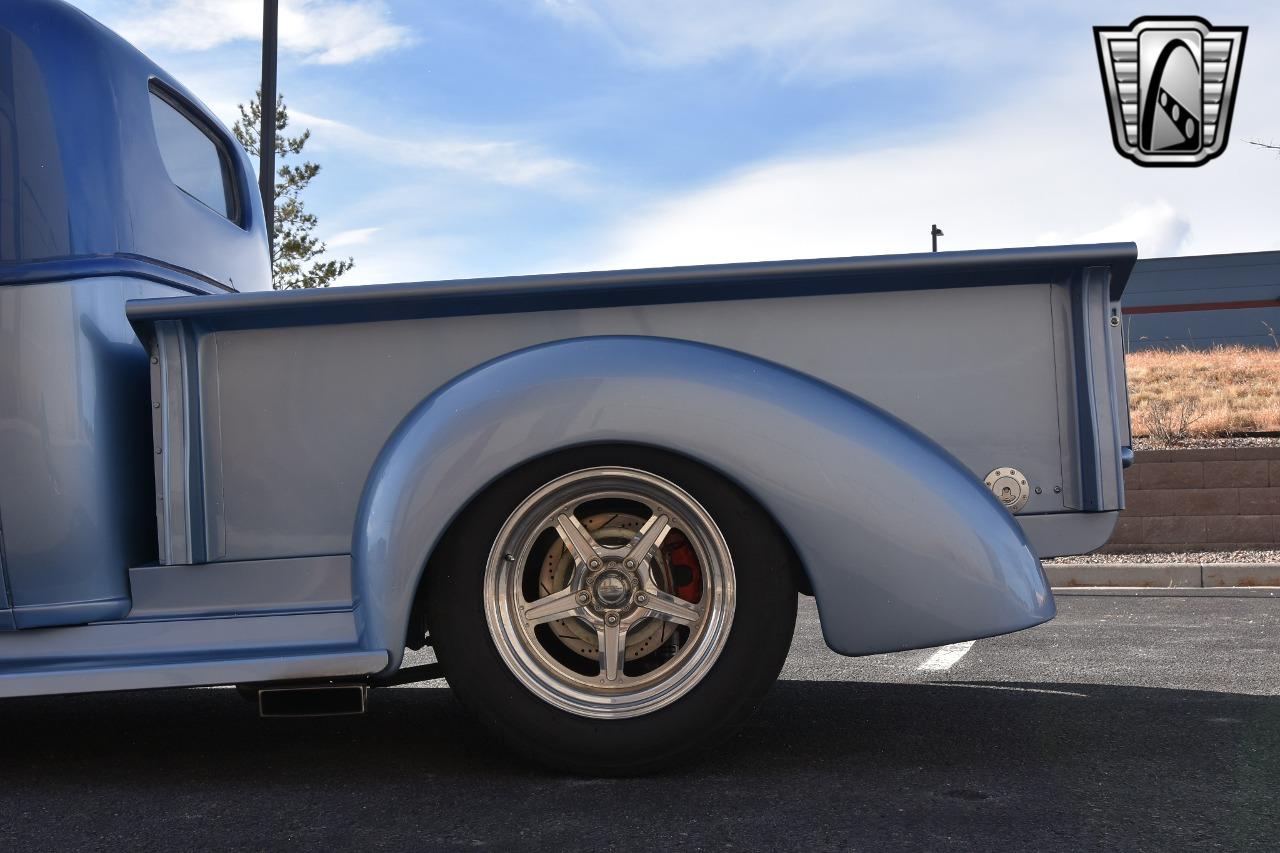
917;641;975;672
933;682;1088;698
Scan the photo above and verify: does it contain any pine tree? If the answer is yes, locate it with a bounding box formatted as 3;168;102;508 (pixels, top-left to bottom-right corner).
232;91;353;290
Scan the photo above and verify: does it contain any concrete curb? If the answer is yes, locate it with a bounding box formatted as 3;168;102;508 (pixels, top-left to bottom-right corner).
1053;586;1280;597
1046;561;1280;589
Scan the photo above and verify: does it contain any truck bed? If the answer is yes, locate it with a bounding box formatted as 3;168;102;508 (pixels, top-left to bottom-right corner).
128;243;1136;564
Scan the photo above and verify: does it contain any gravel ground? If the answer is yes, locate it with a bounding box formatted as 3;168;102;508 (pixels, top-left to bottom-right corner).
1132;435;1280;450
1045;549;1280;564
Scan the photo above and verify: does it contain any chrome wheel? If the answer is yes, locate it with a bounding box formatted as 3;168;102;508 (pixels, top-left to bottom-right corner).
484;467;736;719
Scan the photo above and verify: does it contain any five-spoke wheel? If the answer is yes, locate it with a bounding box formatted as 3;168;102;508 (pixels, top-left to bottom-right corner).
485;467;735;718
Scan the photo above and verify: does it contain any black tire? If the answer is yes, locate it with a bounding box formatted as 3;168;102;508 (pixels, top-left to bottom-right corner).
425;444;798;775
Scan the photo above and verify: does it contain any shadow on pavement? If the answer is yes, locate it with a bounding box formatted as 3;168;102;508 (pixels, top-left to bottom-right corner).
1;680;1276;851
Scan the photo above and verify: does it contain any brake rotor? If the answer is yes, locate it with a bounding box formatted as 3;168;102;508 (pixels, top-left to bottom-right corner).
538;512;701;662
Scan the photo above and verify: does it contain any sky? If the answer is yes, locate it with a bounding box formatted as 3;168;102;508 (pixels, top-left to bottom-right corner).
72;0;1280;286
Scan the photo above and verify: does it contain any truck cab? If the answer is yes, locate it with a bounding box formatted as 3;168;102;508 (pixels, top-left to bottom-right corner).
1;0;270;630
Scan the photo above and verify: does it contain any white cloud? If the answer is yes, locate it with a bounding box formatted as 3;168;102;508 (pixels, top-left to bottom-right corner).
583;47;1280;271
1037;201;1192;259
77;0;413;64
294;111;580;187
538;0;1004;76
333;233;473;287
325;226;380;249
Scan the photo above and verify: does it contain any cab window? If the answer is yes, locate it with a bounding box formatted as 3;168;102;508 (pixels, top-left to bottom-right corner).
149;86;239;222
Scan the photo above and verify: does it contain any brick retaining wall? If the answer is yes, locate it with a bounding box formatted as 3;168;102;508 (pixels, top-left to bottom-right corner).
1104;448;1280;552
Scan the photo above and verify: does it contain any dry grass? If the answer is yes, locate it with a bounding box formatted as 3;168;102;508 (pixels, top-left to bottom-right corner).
1127;345;1280;440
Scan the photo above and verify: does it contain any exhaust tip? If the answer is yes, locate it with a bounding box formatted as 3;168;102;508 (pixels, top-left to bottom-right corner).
257;683;367;717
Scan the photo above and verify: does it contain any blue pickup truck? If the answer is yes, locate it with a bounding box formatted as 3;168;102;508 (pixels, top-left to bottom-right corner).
0;0;1134;773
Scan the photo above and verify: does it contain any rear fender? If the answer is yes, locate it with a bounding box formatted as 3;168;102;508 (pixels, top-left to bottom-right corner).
351;337;1052;672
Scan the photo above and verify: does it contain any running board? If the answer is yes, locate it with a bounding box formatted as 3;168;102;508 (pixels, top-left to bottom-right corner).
0;649;389;699
258;683;368;717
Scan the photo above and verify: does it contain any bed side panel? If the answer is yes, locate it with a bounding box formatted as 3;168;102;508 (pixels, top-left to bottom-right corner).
189;284;1067;562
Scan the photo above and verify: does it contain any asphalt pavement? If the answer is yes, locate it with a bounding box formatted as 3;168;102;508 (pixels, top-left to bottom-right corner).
1;595;1277;852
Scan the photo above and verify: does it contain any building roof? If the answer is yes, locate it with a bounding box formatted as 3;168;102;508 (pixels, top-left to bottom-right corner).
1126;250;1280;310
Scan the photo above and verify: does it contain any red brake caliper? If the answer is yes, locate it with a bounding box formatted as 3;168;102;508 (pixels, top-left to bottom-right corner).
660;530;703;603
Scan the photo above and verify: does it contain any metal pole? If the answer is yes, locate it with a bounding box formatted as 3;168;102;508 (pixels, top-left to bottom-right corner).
260;0;279;259
931;224;943;252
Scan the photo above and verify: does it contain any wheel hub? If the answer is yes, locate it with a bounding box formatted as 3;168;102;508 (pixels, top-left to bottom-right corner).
590;567;634;610
540;514;680;662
